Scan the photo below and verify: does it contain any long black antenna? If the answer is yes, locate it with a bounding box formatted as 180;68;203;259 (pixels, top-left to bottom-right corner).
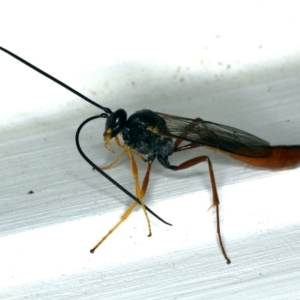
1;46;171;226
0;46;112;114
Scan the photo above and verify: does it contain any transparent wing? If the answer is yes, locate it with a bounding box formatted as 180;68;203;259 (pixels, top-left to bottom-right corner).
155;112;271;158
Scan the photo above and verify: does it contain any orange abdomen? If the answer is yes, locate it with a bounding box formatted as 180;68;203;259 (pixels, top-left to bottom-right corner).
228;146;300;170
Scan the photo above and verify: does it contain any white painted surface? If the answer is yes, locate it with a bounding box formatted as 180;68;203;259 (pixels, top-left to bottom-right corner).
1;1;300;299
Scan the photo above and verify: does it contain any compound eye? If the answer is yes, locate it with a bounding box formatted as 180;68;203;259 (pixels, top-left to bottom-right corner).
104;109;127;137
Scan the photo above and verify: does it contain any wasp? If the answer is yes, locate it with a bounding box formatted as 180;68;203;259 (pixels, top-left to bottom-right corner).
3;46;300;264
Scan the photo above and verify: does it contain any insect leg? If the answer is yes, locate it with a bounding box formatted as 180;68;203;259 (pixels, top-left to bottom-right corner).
126;147;152;237
100;136;127;170
101;148;127;170
90;201;138;253
90;153;152;253
101;136;147;170
173;142;202;152
169;156;231;264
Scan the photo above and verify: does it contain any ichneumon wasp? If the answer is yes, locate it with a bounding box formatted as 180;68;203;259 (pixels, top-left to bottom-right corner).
2;46;300;264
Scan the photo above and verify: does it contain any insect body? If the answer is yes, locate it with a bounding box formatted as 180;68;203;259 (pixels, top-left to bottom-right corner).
105;109;174;166
87;107;300;265
2;46;300;264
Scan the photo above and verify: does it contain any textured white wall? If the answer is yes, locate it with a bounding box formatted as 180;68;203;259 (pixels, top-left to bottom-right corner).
1;1;300;299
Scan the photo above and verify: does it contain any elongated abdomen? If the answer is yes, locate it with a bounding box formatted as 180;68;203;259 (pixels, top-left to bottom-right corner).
227;146;300;170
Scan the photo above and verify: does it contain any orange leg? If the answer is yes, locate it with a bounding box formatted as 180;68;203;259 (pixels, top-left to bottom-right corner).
169;155;231;264
101;136;126;170
90;148;153;253
101;148;127;170
174;142;202;152
101;136;146;170
126;147;152;237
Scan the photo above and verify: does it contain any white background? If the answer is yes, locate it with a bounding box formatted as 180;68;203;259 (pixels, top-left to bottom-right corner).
1;1;300;299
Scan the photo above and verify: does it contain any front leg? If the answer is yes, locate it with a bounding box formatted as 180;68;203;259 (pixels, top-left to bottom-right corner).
90;149;153;253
